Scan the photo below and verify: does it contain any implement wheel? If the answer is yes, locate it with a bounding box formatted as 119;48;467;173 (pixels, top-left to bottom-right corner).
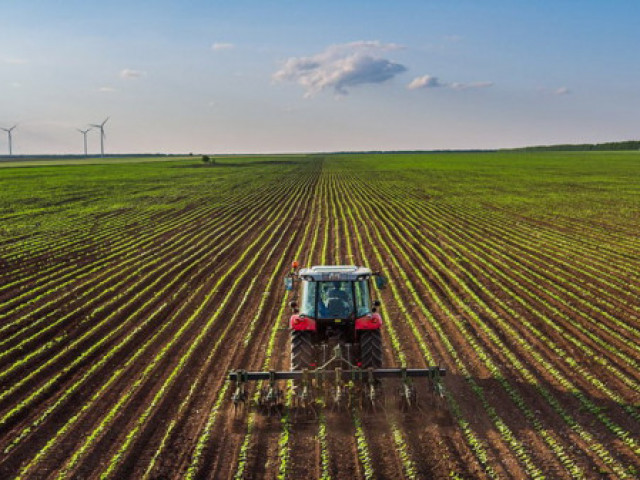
291;330;315;370
359;330;383;369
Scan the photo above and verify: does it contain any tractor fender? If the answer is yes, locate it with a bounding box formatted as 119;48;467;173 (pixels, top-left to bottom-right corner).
289;314;317;331
355;313;382;330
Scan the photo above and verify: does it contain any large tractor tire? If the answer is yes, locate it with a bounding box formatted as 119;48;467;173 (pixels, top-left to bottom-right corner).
359;330;383;369
291;330;315;370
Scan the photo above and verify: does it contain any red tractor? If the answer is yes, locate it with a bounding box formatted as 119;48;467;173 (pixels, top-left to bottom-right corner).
286;265;386;370
229;263;445;415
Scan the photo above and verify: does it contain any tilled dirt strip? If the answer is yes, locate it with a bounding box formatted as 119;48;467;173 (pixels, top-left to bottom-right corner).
347;170;640;477
342;172;562;478
0;198;274;450
335;173;495;480
0;212;269;477
383;193;640;467
327;171;446;480
0;165;314;479
56;172;319;480
0;182;282;361
130;175;318;480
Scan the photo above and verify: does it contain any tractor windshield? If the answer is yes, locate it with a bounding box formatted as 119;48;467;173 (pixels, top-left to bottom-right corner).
300;280;371;319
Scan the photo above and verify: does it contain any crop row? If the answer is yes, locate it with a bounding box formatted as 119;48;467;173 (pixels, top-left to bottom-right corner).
0;177;296;432
2;161;318;477
335;165;638;477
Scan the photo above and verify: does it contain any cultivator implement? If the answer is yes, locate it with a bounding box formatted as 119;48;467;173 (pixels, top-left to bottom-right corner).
229;345;446;416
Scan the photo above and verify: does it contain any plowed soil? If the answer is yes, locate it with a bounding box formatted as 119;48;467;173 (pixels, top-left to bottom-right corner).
0;153;639;479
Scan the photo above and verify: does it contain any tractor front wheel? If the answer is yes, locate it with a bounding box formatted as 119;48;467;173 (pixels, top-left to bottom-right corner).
291;330;315;370
359;330;383;369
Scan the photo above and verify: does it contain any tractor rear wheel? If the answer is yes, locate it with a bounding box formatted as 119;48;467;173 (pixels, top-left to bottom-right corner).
291;330;315;370
359;330;383;368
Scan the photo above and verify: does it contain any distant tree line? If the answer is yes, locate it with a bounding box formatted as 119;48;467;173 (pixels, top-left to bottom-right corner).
507;140;640;152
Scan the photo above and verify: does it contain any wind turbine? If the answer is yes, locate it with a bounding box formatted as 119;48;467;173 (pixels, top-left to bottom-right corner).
78;128;91;156
1;125;17;156
90;117;109;157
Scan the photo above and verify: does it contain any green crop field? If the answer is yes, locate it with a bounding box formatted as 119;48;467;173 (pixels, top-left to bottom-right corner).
0;151;639;479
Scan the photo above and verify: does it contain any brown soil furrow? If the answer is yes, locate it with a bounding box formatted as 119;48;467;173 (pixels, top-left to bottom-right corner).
57;172;317;480
127;180;317;479
351;170;638;476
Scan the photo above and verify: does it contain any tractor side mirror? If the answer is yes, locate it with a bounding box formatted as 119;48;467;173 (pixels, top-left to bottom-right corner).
284;277;293;291
289;301;298;313
375;275;388;289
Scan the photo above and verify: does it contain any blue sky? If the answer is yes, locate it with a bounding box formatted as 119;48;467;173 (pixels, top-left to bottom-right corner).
1;0;639;154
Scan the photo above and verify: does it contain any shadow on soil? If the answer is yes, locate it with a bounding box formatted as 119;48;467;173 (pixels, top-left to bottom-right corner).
441;373;639;438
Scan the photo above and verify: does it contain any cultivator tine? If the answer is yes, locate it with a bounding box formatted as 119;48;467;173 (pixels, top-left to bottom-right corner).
398;382;417;411
258;370;283;417
331;368;344;411
298;384;315;415
398;368;418;412
428;367;446;408
363;368;383;412
293;369;316;419
330;366;358;411
431;367;445;397
331;385;343;410
231;370;248;416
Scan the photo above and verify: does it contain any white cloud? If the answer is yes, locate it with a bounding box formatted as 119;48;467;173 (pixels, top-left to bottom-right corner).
211;42;235;51
10;82;22;88
554;86;570;95
408;75;493;91
407;75;444;89
273;41;407;97
120;69;145;79
99;86;117;93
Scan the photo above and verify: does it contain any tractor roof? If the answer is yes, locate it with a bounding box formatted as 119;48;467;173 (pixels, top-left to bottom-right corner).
298;265;373;282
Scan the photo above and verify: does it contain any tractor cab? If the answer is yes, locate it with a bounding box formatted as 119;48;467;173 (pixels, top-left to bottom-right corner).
285;265;388;369
286;265;387;331
299;266;373;321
